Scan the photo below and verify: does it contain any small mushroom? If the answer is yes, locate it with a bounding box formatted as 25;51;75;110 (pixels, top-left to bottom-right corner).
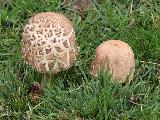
90;40;135;83
21;12;77;89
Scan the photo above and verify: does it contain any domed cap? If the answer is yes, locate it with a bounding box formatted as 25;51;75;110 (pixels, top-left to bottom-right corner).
22;12;77;74
90;40;135;83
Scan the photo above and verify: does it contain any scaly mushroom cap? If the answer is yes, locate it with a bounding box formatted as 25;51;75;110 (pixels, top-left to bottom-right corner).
90;40;135;83
22;12;77;74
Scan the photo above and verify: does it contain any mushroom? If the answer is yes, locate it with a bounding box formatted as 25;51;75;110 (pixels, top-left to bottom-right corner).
21;12;77;88
90;40;135;83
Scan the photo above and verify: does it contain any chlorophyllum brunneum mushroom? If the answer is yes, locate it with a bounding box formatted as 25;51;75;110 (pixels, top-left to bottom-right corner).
90;40;135;83
22;12;77;88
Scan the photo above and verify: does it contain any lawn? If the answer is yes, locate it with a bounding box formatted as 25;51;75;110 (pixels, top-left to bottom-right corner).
0;0;160;119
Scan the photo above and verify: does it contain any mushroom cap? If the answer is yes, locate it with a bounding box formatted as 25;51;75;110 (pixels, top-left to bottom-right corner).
22;12;77;74
90;40;135;83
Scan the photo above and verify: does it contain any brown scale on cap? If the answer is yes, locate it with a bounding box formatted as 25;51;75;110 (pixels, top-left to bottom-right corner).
22;12;77;73
90;40;135;83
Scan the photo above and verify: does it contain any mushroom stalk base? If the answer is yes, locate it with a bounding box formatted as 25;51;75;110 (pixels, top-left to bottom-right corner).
41;72;49;89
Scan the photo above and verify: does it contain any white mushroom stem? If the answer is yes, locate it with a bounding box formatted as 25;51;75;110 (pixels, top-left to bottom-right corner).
40;71;47;89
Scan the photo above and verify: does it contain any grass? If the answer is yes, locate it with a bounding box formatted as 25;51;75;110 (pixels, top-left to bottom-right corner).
0;0;160;119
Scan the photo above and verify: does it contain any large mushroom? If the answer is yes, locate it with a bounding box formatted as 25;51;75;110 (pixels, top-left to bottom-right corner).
90;40;135;83
21;12;77;88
